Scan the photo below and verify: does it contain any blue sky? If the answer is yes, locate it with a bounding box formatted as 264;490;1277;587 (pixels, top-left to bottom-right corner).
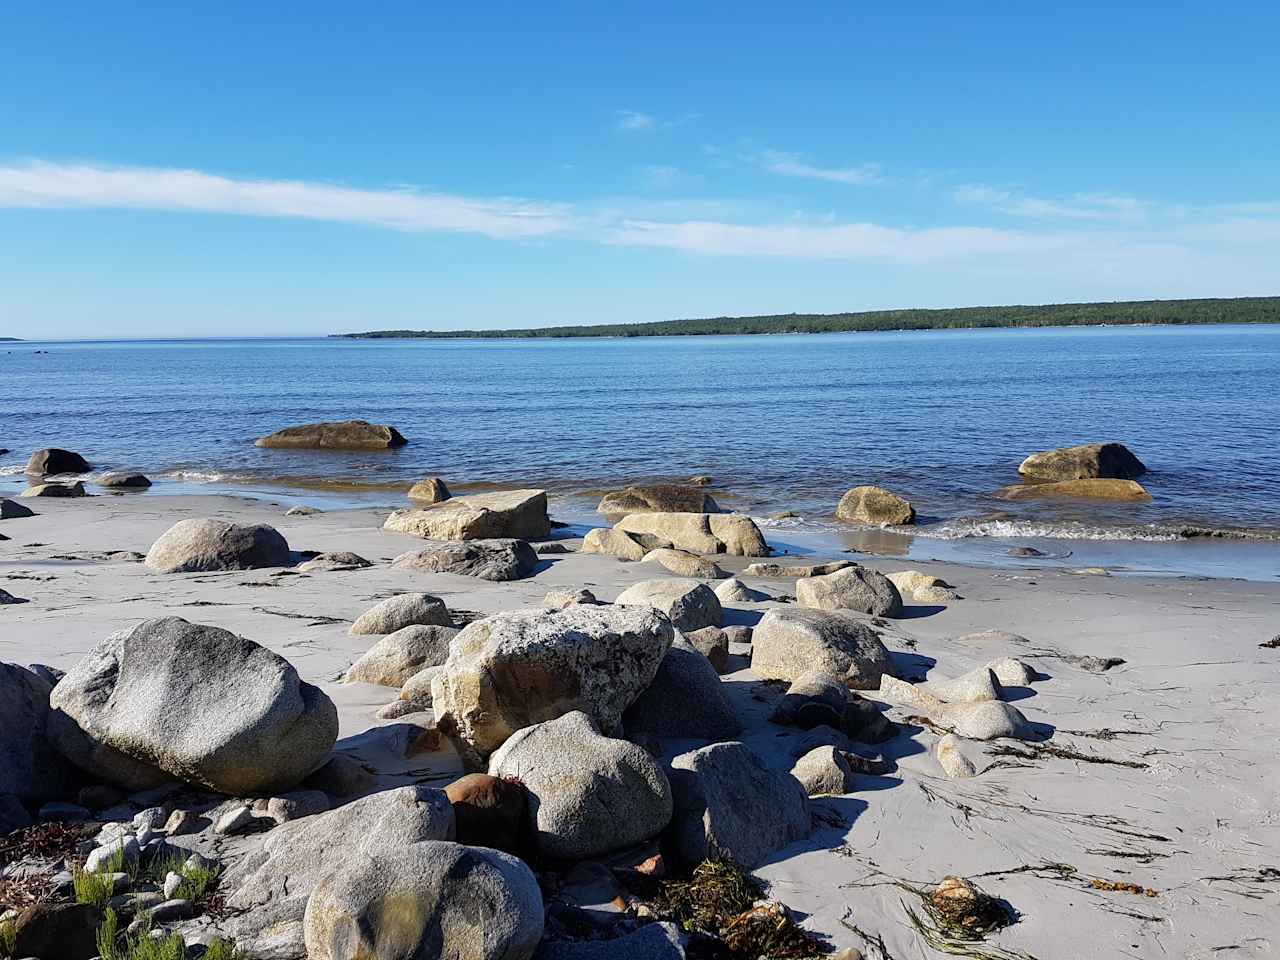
2;2;1279;338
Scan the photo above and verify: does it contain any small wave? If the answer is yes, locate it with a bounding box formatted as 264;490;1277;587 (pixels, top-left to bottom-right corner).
0;463;27;477
163;469;237;483
913;517;1280;543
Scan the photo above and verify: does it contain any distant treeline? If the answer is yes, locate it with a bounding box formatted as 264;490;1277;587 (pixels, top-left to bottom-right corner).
336;296;1280;340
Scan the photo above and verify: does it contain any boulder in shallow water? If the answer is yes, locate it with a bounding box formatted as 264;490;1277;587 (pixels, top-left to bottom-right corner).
255;419;407;450
145;517;290;573
20;480;86;498
615;578;723;631
432;605;673;768
488;711;673;860
796;564;903;617
25;447;90;475
350;593;451;635
1018;442;1146;481
598;484;720;516
303;840;543;960
345;624;459;687
994;478;1152;501
408;475;451;503
48;617;338;794
836;485;915;525
385;489;550;540
752;608;893;688
615;512;769;557
393;539;538;581
97;471;151;488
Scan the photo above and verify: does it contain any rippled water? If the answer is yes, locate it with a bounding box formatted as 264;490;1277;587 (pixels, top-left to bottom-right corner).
3;326;1279;557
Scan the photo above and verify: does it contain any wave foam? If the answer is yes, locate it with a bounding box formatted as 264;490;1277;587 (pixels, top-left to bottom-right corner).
914;517;1280;543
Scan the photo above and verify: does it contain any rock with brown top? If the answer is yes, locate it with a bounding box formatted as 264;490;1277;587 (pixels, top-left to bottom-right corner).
598;484;720;516
1018;442;1146;481
836;485;916;525
385;489;550;540
408;476;451;503
995;478;1152;501
445;772;528;853
255;420;407;450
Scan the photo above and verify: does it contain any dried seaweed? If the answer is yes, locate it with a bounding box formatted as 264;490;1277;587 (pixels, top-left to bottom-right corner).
985;742;1148;769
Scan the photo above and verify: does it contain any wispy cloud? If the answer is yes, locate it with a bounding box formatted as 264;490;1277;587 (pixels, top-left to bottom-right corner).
0;162;575;238
613;110;701;133
953;184;1150;221
757;149;881;185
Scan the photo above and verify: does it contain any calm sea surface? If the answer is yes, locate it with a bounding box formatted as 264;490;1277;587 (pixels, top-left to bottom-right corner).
4;326;1279;576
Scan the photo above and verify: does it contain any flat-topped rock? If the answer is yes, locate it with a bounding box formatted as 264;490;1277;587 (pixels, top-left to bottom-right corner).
1018;442;1146;481
995;478;1152;501
25;447;90;475
393;539;538;581
97;472;151;488
598;484;720;516
836;485;916;525
752;608;893;688
385;489;550;540
615;512;769;556
145;518;290;573
254;419;407;450
742;559;854;578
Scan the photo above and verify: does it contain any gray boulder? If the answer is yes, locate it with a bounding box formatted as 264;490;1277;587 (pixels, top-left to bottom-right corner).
432;605;673;768
144;518;290;573
795;565;903;617
751;608;893;688
296;551;372;572
623;640;741;741
255;420;407;450
790;745;857;796
350;593;451;635
667;741;810;869
98;472;151;488
344;624;459;687
225;785;454;945
1;663;80;801
615;513;769;557
488;711;672;860
26;447;89;475
393;539;538;581
598;484;719;516
0;498;37;519
714;577;771;603
48;617;337;794
615;579;723;631
385;489;550;540
303;841;543;960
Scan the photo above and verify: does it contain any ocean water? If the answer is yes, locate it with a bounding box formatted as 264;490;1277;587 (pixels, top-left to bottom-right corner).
3;325;1279;576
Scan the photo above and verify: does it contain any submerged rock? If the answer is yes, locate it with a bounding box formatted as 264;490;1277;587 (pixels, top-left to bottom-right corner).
97;471;151;488
995;478;1152;501
144;518;290;573
598;484;720;516
25;447;90;475
1018;442;1146;481
255;419;407;450
408;475;451;503
836;485;916;525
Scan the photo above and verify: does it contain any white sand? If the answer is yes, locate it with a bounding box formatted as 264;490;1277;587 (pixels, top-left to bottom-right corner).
3;493;1278;958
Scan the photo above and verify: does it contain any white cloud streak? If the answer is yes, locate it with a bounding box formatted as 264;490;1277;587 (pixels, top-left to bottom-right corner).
758;150;881;185
0;162;574;239
953;184;1151;221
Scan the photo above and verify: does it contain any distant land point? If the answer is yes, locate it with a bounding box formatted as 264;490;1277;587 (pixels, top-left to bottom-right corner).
336;295;1280;340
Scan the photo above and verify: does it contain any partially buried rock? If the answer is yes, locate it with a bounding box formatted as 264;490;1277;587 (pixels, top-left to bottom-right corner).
98;471;151;488
350;592;451;635
144;518;290;573
432;604;673;768
642;547;728;579
303;841;544;960
623;639;742;740
667;741;810;869
393;539;538;581
255;419;407;450
615;512;769;557
752;608;892;688
385;489;550;540
836;485;915;525
581;527;647;561
994;478;1152;501
791;745;857;796
796;564;903;617
48;617;338;794
296;551;372;572
20;480;86;498
598;484;720;516
615;578;723;632
1018;442;1146;481
25;447;90;475
488;711;673;860
543;588;598;609
1;663;81;801
742;560;853;578
714;577;771;603
408;475;450;503
935;734;977;779
344;624;459;687
445;773;528;854
0;498;36;519
876;676;1033;740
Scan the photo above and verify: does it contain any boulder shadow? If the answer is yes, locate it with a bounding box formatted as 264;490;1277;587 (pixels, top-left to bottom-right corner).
999;685;1037;702
895;604;948;620
721;607;765;627
887;651;936;681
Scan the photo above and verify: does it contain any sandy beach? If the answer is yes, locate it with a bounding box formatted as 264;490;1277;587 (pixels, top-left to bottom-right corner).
3;490;1277;958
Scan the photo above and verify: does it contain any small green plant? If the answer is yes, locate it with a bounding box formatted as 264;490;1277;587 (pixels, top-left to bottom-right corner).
1;916;19;959
201;939;243;960
72;862;118;908
94;909;241;960
140;852;220;904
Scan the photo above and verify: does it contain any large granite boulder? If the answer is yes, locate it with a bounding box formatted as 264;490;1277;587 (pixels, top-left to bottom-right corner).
615;579;723;632
408;475;451;503
995;478;1152;501
598;484;720;517
836;485;915;524
344;624;459;687
623;639;742;741
145;518;290;573
350;593;451;635
795;564;903;617
752;608;893;689
255;420;407;450
488;711;673;860
225;786;454;950
48;617;338;794
25;447;89;475
615;512;769;557
667;741;810;869
385;490;550;540
1018;442;1146;481
393;540;538;581
431;605;673;768
1;663;80;801
581;527;647;561
303;841;543;960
